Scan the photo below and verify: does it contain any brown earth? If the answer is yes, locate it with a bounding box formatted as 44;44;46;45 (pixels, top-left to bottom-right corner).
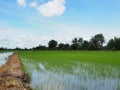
0;52;32;90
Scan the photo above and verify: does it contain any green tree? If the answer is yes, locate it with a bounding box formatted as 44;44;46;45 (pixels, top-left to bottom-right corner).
71;38;79;50
64;44;71;50
71;37;83;50
107;37;120;50
88;33;105;50
72;38;78;44
33;45;47;50
78;38;83;46
107;39;114;50
48;40;58;49
58;43;64;50
81;40;89;50
71;44;79;50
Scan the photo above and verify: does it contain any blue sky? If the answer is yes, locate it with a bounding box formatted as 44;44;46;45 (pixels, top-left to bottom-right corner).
0;0;120;48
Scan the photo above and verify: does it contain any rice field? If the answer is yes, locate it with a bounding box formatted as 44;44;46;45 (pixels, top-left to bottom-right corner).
0;51;120;90
18;51;120;90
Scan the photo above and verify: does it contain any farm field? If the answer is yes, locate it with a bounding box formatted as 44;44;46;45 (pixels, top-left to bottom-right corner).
18;51;120;90
1;0;120;90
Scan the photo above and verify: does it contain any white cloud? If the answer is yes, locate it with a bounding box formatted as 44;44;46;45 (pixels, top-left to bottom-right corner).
37;0;66;17
16;0;66;17
30;2;37;8
17;0;26;6
1;24;119;49
0;26;47;49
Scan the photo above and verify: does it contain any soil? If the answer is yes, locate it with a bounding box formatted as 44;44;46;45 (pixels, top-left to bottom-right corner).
0;52;32;90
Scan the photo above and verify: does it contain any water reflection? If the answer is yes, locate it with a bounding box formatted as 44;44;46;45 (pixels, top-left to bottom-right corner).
0;52;13;67
23;58;120;90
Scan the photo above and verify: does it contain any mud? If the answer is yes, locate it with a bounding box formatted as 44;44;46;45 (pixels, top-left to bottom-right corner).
0;52;32;90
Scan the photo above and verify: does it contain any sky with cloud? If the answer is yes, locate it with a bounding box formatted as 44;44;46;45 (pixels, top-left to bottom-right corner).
0;0;120;48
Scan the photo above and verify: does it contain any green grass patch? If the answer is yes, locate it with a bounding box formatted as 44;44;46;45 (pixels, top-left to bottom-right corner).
18;51;120;90
18;50;120;71
19;51;120;65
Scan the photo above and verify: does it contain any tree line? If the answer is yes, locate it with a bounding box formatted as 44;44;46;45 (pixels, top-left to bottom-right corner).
0;33;120;50
31;33;120;50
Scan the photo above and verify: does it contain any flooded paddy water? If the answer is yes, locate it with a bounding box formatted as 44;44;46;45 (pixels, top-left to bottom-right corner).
0;52;120;90
0;52;13;67
22;58;120;90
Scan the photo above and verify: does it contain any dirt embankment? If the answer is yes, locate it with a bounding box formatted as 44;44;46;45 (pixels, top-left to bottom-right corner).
0;52;32;90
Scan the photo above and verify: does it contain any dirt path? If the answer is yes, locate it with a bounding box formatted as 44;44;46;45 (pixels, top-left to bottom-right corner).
0;52;32;90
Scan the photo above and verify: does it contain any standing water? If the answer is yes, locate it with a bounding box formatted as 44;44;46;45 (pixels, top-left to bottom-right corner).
0;52;13;67
22;58;120;90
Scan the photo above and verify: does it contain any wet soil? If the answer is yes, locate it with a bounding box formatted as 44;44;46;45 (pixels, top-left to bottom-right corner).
0;52;32;90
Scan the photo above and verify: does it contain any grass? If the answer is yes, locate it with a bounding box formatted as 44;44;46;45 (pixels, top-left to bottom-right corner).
18;50;120;72
18;51;120;90
18;50;120;65
1;50;120;90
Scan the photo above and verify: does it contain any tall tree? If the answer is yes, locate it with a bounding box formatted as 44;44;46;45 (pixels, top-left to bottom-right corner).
107;37;120;50
78;38;83;46
64;44;71;50
58;43;64;50
71;38;79;50
81;40;89;50
88;33;105;50
72;38;78;44
71;43;79;50
48;40;58;49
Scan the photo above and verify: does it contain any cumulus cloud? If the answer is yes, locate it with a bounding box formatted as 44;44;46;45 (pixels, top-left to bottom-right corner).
37;0;66;17
17;0;26;6
16;0;66;17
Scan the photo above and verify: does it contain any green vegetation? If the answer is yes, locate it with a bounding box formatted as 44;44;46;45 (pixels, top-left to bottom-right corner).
19;51;120;67
18;51;120;90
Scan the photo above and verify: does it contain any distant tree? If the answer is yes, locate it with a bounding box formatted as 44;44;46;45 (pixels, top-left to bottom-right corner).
48;40;58;49
81;40;89;50
15;47;22;50
71;37;83;50
0;47;6;50
72;38;78;44
107;38;114;50
33;45;46;50
58;43;64;50
58;43;71;50
88;33;105;50
71;38;78;50
87;41;96;50
71;43;79;50
78;38;83;46
24;47;27;50
102;45;108;50
107;37;120;50
63;44;71;50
